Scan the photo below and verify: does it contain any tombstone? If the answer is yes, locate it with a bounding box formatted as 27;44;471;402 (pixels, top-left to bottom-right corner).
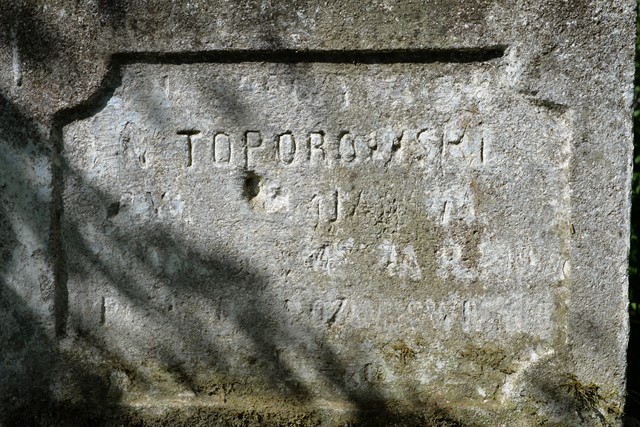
0;1;635;425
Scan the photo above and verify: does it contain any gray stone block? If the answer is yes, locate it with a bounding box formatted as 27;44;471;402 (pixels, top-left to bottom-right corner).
0;1;634;425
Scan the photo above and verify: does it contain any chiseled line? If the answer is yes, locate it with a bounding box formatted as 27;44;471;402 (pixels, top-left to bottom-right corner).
11;27;22;87
113;46;507;65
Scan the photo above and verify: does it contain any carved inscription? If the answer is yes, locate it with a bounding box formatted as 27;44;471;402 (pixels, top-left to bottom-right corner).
63;61;571;402
172;122;485;170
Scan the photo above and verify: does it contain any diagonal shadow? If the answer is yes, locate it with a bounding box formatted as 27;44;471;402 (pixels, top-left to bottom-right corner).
54;135;464;426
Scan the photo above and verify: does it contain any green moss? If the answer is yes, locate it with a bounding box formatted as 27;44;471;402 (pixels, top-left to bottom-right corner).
459;344;515;375
560;373;603;413
558;373;622;426
391;339;416;364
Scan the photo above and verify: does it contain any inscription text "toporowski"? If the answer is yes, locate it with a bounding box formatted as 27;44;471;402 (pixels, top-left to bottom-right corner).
172;123;486;170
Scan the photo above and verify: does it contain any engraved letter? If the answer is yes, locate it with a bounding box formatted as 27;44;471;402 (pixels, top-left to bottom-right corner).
309;132;325;165
321;190;338;222
246;131;266;169
278;133;296;164
417;126;442;167
214;133;231;163
176;130;200;168
373;130;400;167
246;131;262;148
339;133;356;163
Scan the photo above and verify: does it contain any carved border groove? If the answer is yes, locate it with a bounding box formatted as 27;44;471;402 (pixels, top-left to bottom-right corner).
49;46;507;336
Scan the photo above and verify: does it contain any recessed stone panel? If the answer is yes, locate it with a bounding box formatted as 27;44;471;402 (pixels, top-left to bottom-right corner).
62;59;572;407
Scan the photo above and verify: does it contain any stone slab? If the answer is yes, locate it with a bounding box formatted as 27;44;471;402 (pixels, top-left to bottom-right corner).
0;1;635;426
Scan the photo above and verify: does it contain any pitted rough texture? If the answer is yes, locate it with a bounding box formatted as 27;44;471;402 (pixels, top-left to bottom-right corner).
0;1;634;426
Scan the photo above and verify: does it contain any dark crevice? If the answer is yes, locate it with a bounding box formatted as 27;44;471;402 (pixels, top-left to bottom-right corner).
113;46;507;65
106;202;120;218
524;95;570;114
243;171;262;201
49;124;68;337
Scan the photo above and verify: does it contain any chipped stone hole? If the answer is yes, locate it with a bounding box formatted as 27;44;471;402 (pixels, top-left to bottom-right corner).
243;170;262;201
106;201;120;218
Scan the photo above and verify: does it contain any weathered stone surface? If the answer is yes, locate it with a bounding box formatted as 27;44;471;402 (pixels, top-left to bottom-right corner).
0;1;635;426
